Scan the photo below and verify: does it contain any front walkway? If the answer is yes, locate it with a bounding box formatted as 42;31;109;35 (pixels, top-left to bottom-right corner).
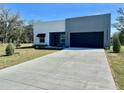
0;48;116;89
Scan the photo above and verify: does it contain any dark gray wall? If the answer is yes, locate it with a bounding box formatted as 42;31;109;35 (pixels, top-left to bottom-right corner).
65;14;111;48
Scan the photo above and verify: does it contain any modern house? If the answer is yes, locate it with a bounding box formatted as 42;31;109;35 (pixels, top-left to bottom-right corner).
33;13;111;48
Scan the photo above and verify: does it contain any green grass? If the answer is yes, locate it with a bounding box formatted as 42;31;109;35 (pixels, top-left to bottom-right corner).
106;45;124;89
121;46;124;52
107;46;124;53
0;44;58;69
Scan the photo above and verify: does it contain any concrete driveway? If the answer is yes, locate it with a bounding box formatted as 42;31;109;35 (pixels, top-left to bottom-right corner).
0;48;116;90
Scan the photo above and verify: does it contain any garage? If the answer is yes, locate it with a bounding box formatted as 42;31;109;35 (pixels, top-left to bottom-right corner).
70;32;104;48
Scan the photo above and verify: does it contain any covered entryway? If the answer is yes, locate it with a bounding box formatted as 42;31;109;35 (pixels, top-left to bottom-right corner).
70;32;104;48
49;32;65;47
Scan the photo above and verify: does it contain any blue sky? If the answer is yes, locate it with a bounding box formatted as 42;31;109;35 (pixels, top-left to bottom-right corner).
0;3;124;34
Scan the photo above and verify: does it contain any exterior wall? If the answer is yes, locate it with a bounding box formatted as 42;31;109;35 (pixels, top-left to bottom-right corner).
33;20;65;45
65;14;111;48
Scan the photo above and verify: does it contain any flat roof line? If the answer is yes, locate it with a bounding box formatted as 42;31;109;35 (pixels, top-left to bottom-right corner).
66;13;111;20
34;13;111;23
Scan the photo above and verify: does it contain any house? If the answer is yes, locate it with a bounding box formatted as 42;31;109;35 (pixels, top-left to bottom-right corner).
33;13;111;48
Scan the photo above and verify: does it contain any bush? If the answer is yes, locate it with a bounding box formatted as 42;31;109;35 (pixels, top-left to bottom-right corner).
112;33;121;53
119;31;124;45
6;43;15;56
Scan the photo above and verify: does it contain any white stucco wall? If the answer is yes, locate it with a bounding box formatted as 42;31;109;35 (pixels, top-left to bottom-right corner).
33;20;65;45
33;14;110;48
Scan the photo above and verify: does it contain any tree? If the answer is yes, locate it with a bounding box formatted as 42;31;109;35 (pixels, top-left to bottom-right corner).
112;33;121;53
113;8;124;31
0;6;33;44
113;8;124;45
20;23;33;43
0;7;23;43
17;23;33;43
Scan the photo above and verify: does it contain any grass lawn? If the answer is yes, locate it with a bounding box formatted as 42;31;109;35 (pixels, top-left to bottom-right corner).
0;44;58;69
106;46;124;89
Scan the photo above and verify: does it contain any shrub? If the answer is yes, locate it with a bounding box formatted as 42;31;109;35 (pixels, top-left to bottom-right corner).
119;31;124;45
6;43;15;56
112;33;121;53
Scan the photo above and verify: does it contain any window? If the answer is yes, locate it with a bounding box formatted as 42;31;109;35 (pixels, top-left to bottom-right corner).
39;36;45;43
37;34;45;43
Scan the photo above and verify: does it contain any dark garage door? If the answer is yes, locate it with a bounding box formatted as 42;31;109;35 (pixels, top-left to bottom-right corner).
70;32;104;48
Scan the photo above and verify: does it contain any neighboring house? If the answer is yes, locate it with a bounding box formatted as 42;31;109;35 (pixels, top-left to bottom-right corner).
33;13;111;48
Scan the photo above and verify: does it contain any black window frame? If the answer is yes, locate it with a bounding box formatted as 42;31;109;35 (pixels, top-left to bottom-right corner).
37;34;45;43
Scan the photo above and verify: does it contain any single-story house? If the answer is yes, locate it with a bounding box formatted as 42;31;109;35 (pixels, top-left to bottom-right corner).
33;13;111;48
